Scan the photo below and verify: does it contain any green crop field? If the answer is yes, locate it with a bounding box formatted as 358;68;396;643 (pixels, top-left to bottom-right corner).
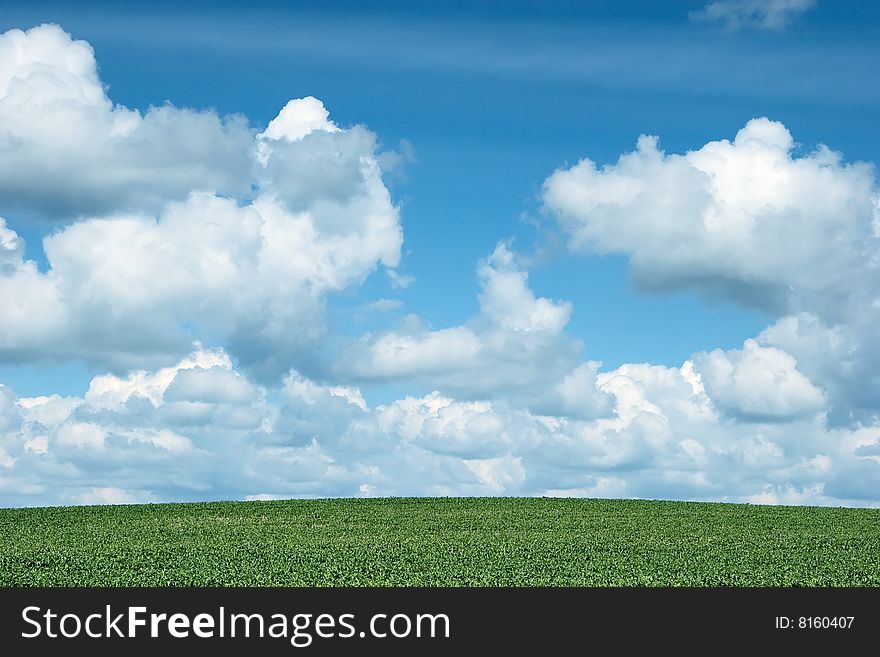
1;497;878;586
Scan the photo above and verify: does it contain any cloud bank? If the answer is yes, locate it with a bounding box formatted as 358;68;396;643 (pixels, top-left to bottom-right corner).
2;345;878;507
0;25;878;508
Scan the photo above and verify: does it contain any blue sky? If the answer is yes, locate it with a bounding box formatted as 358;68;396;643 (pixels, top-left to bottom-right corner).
0;1;879;506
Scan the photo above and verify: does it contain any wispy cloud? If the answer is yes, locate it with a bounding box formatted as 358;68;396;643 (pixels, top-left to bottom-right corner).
386;269;415;290
690;0;816;30
366;298;403;313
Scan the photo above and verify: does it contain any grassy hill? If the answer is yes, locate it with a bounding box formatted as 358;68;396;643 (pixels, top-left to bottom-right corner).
1;497;878;586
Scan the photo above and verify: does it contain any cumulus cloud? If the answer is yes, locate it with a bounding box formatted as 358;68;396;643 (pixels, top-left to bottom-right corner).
543;118;878;321
164;367;260;405
0;217;22;271
0;106;401;376
339;242;606;414
542;117;880;426
0;25;402;377
377;393;510;459
0;25;877;509
693;339;826;422
84;348;233;410
531;362;615;421
690;0;816;30
258;96;339;143
0;24;254;219
68;487;154;506
1;351;878;507
477;243;571;334
756;312;880;424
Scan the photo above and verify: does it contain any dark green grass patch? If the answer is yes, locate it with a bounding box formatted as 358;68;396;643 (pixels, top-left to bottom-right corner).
1;497;878;586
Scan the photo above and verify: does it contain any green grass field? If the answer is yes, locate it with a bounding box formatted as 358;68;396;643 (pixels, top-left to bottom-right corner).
1;497;878;586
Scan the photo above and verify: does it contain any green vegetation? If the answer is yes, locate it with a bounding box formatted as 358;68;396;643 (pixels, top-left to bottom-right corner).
1;497;878;586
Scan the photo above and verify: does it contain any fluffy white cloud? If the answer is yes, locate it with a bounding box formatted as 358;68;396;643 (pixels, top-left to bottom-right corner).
386;269;415;290
693;338;826;421
351;324;481;380
68;487;154;506
756;311;880;424
377;393;509;458
164;367;259;405
0;120;401;375
340;242;598;412
531;362;615;420
0;217;22;271
477;243;571;333
17;395;82;426
0;25;876;509
0;25;402;376
543;118;879;321
690;0;816;30
258;96;339;143
0;24;254;219
543;116;880;426
1;351;878;507
85;348;232;410
55;422;107;450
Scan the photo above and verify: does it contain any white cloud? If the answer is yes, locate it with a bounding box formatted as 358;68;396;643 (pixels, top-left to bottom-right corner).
0;217;22;271
257;119;388;219
0;384;21;433
745;484;827;506
69;487;152;506
85;348;232;410
477;242;571;334
244;493;289;502
693;338;826;421
0;26;877;510
23;435;48;455
366;298;403;312
340;242;593;409
377;392;509;458
597;361;716;433
543;117;880;426
351;325;481;379
258;96;339;143
122;428;192;453
17;395;82;426
56;422;106;450
0;24;254;219
0;349;878;507
0;145;401;374
464;455;526;493
756;311;880;424
0;26;402;376
386;269;415;290
164;367;260;405
543;118;879;322
532;361;615;420
690;0;816;30
283;370;367;411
